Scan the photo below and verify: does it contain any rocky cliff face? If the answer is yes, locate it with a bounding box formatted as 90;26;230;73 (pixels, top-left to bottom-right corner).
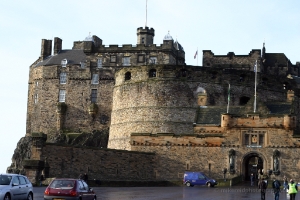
7;128;109;173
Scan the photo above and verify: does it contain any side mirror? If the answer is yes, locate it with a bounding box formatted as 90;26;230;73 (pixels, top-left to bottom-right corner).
89;188;93;192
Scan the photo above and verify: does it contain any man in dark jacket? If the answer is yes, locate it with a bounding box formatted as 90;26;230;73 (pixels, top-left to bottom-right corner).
272;179;281;200
259;178;267;200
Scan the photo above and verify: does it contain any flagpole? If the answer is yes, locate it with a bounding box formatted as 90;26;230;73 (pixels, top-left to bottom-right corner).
254;60;257;113
227;83;230;113
197;47;198;66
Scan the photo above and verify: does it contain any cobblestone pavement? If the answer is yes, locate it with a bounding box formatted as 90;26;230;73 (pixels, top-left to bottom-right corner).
34;185;297;200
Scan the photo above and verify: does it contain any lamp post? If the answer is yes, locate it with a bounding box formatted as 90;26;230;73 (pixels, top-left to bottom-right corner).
223;168;227;182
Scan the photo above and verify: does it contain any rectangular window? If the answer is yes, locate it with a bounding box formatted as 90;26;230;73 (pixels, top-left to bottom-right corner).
91;89;97;103
60;72;67;84
97;58;102;68
149;56;157;64
80;62;85;69
110;55;116;63
138;55;145;63
34;94;38;104
59;90;66;102
92;74;99;84
123;57;130;66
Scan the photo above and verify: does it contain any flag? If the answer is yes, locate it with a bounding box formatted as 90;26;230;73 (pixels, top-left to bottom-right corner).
194;50;198;59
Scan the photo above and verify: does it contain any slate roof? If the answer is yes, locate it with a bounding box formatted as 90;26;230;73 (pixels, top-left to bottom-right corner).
264;53;288;67
35;50;86;67
196;102;292;125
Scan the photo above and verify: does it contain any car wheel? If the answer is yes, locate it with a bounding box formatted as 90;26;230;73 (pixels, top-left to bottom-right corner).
207;182;211;187
4;194;11;200
186;182;191;187
27;193;33;200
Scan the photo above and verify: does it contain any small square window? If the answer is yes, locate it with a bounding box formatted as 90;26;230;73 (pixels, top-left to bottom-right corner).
110;55;116;63
61;59;68;67
122;57;130;66
59;90;66;102
92;74;99;84
60;72;67;84
97;58;102;68
138;55;145;63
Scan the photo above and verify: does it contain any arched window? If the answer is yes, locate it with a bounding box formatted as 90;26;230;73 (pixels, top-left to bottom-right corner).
239;96;250;105
125;72;131;81
149;69;156;77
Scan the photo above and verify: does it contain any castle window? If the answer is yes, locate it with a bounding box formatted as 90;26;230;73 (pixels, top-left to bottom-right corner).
91;89;97;103
181;69;187;77
91;74;99;84
61;59;68;67
59;90;66;102
125;72;131;81
110;55;116;63
97;58;102;68
34;94;38;104
60;72;67;84
80;62;85;69
239;96;250;105
149;57;157;64
138;55;145;63
122;57;130;66
149;69;156;77
142;37;145;44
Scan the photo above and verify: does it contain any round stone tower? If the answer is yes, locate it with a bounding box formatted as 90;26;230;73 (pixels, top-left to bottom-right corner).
108;65;197;150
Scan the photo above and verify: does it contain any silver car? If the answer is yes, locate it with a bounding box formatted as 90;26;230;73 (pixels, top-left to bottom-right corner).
0;174;33;200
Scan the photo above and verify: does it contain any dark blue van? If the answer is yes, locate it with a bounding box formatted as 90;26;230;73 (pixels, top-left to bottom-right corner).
183;171;217;187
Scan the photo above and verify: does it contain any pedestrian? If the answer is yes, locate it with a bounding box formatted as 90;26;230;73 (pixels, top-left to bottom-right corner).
287;179;298;200
283;176;288;191
78;173;83;180
258;177;267;200
39;173;44;186
250;173;254;186
83;173;88;183
272;178;281;200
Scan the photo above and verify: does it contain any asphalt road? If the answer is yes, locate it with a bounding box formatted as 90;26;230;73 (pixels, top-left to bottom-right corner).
34;186;296;200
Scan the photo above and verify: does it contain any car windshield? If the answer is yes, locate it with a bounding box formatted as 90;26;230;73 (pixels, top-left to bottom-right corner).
0;175;12;185
50;180;75;189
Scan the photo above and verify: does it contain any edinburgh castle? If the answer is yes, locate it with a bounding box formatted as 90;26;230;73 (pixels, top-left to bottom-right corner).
7;26;300;185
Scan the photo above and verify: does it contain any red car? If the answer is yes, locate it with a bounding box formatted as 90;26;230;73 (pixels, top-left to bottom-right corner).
44;178;96;200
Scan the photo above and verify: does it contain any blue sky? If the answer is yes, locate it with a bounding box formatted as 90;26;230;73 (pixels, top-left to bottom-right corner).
0;0;299;173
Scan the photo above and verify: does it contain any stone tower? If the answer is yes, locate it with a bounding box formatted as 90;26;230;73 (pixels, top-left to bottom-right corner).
137;27;155;45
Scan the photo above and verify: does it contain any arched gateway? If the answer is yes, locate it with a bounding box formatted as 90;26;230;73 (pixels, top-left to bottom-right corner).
242;152;265;181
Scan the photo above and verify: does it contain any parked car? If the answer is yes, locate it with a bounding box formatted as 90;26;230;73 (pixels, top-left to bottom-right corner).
183;171;217;187
44;178;96;200
0;173;33;200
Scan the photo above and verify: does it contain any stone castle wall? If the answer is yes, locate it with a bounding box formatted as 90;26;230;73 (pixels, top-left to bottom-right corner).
42;144;156;181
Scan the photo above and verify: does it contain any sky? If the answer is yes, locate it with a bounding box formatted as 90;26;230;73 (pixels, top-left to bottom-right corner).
0;0;299;173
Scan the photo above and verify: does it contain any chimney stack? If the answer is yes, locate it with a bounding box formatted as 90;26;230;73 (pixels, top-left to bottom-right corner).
40;39;52;60
54;37;62;55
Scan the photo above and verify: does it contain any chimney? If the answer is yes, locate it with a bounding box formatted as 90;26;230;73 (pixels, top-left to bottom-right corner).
40;39;52;60
54;37;62;55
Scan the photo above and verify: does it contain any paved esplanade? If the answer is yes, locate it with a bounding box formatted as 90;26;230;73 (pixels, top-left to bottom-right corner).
34;185;295;200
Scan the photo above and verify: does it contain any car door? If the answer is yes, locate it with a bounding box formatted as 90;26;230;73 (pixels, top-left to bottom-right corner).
196;173;207;186
18;176;29;199
10;176;24;199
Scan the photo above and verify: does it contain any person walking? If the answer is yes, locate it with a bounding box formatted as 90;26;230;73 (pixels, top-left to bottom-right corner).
287;179;298;200
83;173;88;183
272;178;281;200
258;177;267;200
39;173;44;186
283;176;288;191
250;173;254;186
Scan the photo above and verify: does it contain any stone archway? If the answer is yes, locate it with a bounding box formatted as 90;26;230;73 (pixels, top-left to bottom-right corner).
242;152;264;181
